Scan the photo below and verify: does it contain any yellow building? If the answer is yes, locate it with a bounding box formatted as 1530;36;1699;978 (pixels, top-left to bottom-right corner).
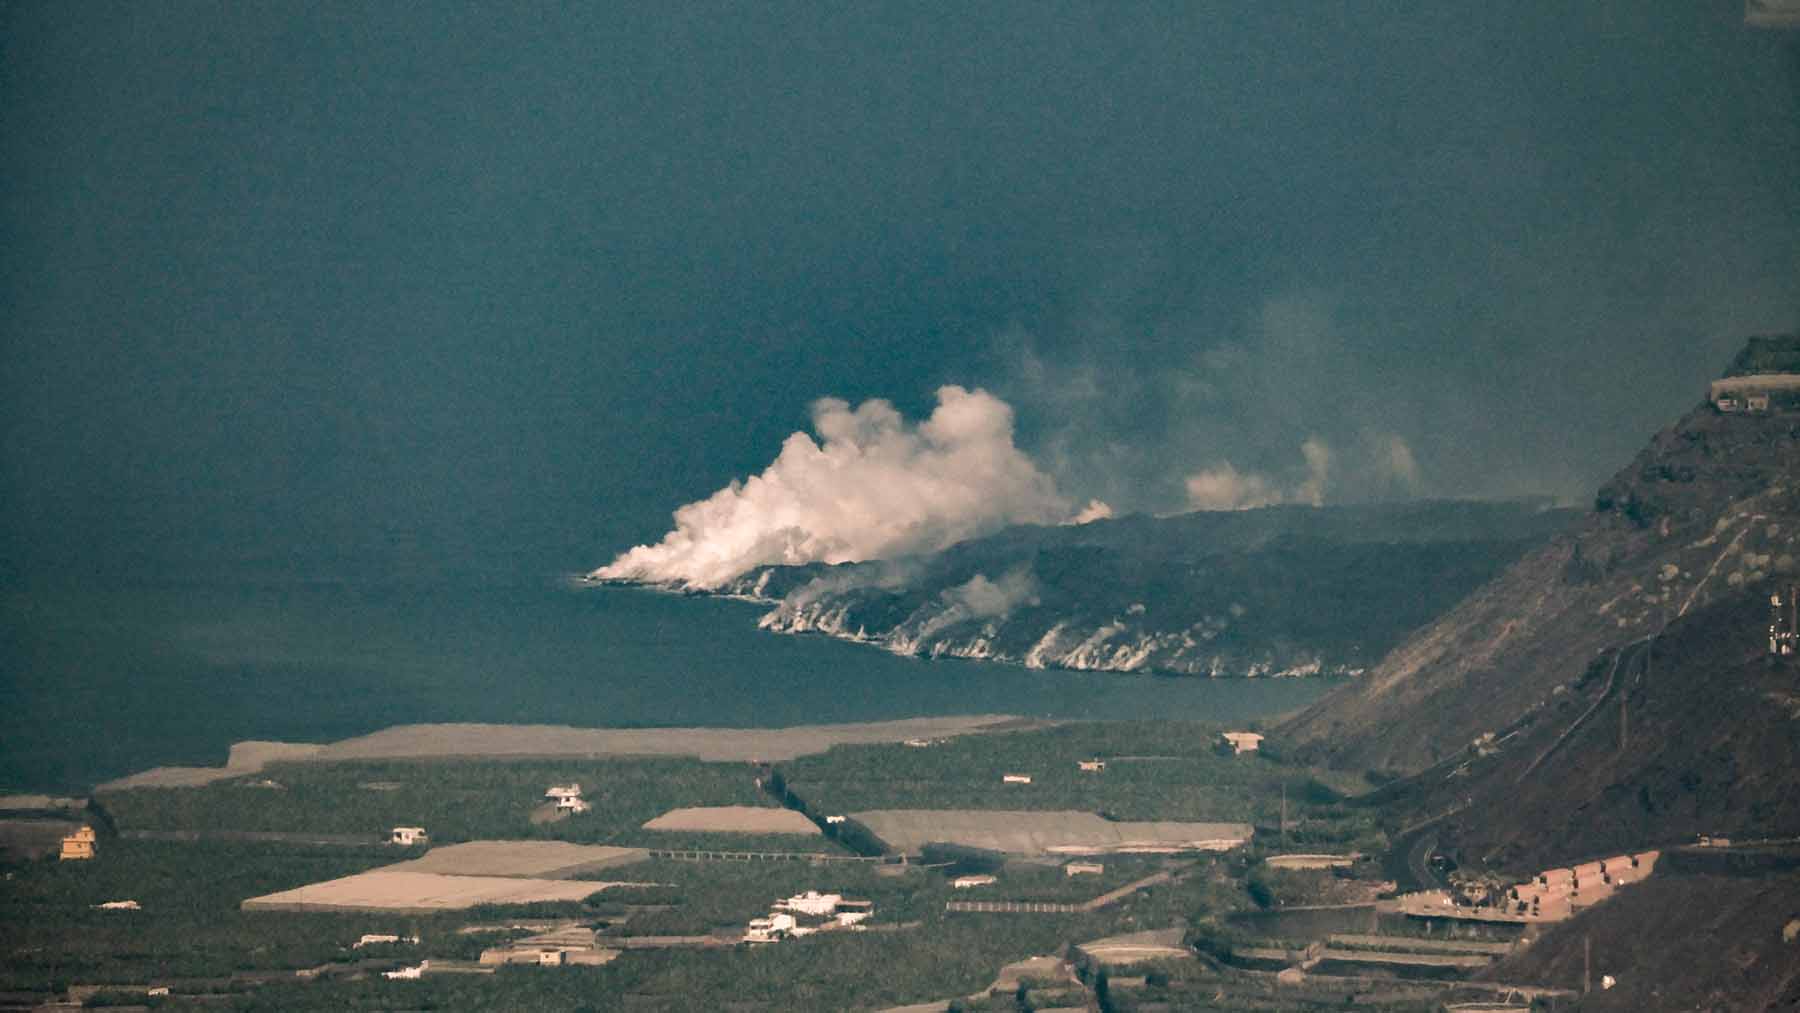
59;825;97;861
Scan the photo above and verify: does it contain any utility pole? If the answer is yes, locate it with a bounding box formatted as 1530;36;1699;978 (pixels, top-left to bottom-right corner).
1280;783;1288;847
1619;689;1628;756
1583;934;1592;995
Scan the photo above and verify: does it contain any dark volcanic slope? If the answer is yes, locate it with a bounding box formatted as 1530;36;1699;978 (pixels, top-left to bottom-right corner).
721;499;1573;677
1280;339;1800;772
1487;871;1800;1012
1370;587;1800;873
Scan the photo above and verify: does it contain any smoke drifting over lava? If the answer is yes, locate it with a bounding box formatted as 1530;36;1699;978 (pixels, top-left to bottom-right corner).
596;386;1093;589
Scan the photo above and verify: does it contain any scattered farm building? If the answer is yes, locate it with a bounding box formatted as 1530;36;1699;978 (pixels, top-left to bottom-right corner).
1505;852;1659;921
749;891;875;941
93;899;140;911
59;825;96;861
1064;861;1105;877
479;925;617;966
1078;759;1106;772
775;890;844;916
384;961;428;980
1711;373;1800;413
1002;773;1033;784
952;874;998;889
746;912;797;943
544;784;590;814
1220;731;1264;755
389;826;428;846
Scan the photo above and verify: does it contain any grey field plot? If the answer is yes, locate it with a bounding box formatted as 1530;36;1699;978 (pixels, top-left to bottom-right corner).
385;840;649;878
642;806;821;835
312;716;1029;763
1074;928;1193;968
852;810;1253;856
239;869;648;913
99;716;1031;790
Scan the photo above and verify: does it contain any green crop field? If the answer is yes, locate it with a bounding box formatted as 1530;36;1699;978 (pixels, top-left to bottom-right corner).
778;720;1380;851
97;757;850;853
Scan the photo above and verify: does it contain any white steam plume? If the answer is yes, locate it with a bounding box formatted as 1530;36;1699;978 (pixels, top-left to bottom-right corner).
1183;433;1417;512
914;569;1040;641
1183;463;1284;511
598;386;1096;589
1066;499;1115;524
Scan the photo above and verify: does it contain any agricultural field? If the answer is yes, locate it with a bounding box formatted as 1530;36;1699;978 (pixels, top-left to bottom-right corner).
851;809;1252;856
96;756;849;852
241;868;653;913
8;720;1420;1009
600;858;940;937
642;805;820;835
3;723;1306;1011
779;720;1381;851
389;840;648;878
0;838;449;993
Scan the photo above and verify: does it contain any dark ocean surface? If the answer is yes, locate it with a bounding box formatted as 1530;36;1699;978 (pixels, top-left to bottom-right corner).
0;574;1335;793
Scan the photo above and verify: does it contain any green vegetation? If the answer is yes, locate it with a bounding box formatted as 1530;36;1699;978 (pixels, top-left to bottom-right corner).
781;721;1376;847
2;722;1439;1009
236;916;1105;1012
602;859;936;936
0;839;423;992
98;757;846;852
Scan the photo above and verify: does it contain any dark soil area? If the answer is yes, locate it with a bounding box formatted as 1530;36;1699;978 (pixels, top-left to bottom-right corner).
1488;872;1800;1011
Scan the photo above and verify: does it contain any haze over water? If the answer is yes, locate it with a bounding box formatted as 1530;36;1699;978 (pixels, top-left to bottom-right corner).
0;573;1333;794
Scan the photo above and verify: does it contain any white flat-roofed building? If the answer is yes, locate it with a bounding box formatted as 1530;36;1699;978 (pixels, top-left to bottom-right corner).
390;826;428;846
776;890;842;916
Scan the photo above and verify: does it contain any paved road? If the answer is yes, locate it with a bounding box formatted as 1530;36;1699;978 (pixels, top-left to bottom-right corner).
1384;826;1446;894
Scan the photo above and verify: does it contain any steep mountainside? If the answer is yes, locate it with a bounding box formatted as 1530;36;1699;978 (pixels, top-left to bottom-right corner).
1280;335;1800;772
706;500;1573;677
1362;586;1800;873
1486;870;1800;1011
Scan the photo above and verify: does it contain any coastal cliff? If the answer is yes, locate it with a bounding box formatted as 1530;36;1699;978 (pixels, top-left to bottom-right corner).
712;500;1574;677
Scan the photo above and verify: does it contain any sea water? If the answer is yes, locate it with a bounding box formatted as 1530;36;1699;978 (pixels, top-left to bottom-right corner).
0;574;1336;793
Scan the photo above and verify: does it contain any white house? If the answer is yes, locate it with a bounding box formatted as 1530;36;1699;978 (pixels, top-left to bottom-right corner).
1002;773;1033;784
383;961;429;980
1064;861;1104;877
544;784;590;813
776;890;842;916
745;912;797;943
952;874;997;889
390;826;428;846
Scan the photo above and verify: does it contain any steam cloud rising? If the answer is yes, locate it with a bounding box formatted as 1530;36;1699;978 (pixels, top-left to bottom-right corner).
598;386;1096;589
1183;433;1419;512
